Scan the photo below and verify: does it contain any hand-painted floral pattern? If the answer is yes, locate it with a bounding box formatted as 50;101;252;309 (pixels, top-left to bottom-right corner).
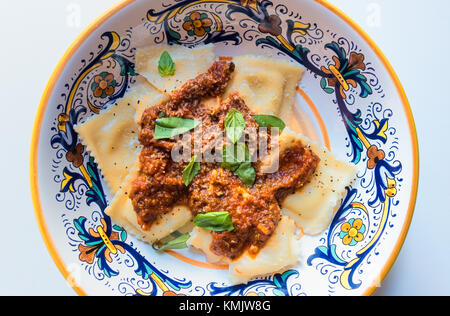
66;143;85;168
182;12;213;36
91;72;117;98
367;145;385;169
320;44;371;99
258;14;282;36
78;218;126;264
340;218;366;246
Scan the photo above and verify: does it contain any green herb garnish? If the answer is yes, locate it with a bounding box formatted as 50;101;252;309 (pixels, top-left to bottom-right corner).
154;117;200;139
158;51;176;77
224;109;246;144
193;212;234;232
152;233;190;252
183;155;201;186
233;161;256;187
222;142;256;187
252;115;286;132
221;142;249;171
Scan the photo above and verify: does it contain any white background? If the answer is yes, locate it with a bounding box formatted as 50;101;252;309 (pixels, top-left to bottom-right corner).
0;0;449;296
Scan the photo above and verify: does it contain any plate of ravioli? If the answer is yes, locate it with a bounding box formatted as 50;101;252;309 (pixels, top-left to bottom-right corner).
31;0;418;296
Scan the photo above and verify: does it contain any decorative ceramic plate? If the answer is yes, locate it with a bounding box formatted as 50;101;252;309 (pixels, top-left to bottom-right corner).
31;0;418;296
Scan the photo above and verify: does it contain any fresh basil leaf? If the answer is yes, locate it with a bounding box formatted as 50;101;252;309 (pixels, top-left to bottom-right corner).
154;117;200;139
253;115;286;132
193;212;234;232
221;142;250;171
152;233;190;252
221;142;255;186
225;109;245;144
155;117;199;129
234;161;256;187
183;155;201;186
158;51;176;77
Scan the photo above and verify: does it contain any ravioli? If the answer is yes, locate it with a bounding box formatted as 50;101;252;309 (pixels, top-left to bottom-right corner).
187;226;227;265
187;128;355;283
224;55;305;122
74;79;167;194
105;169;193;244
76;45;219;244
75;48;353;283
136;44;215;93
278;129;357;235
188;214;301;284
75;78;190;243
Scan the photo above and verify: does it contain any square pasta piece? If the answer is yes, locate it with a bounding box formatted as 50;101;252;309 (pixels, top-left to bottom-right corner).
106;168;193;244
188;214;301;284
136;43;215;93
274;129;358;235
75;79;168;194
224;55;305;122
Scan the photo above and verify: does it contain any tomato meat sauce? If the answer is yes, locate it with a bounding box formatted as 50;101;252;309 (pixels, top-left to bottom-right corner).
130;60;320;260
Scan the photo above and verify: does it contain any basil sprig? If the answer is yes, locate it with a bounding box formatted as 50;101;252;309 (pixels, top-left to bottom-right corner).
222;142;249;170
224;109;245;144
222;110;255;186
152;233;190;252
183;155;201;186
193;212;234;232
234;162;256;187
222;143;256;187
154;117;200;139
253;114;286;132
158;51;176;77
